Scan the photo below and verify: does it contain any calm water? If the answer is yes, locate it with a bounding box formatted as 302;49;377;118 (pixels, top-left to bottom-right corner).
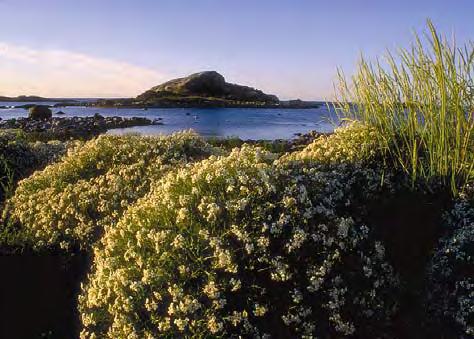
0;101;338;140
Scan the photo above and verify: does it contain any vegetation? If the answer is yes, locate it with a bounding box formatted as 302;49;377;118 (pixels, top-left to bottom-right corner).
3;131;215;251
207;136;294;153
336;20;474;194
284;122;379;164
0;130;66;203
427;191;474;337
79;144;398;338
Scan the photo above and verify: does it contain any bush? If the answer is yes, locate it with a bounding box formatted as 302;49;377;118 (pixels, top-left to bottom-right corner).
427;193;474;337
207;136;293;154
79;145;399;338
3;131;215;251
0;131;36;202
284;122;379;164
0;130;67;203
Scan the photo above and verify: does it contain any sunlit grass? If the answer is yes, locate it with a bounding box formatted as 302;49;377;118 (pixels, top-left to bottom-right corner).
335;20;474;194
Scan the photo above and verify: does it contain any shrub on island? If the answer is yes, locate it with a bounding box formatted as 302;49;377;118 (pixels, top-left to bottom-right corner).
3;131;215;251
79;145;399;338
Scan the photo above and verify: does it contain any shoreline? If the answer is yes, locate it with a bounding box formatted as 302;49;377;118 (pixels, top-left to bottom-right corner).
0;115;162;140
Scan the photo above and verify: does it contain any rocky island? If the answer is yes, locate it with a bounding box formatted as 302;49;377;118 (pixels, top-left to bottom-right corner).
95;71;321;108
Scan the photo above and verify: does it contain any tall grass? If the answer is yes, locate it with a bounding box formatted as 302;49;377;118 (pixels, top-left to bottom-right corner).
335;20;474;194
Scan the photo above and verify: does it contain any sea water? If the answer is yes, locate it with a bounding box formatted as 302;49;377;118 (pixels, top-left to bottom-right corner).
0;102;338;140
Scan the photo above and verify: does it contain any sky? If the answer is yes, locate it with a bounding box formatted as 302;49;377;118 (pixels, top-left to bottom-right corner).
0;0;473;100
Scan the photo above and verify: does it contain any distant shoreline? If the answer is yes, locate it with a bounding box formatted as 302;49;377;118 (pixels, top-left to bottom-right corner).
0;98;322;109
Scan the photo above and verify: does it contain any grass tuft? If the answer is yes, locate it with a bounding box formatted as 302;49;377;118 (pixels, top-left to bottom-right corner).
335;20;474;194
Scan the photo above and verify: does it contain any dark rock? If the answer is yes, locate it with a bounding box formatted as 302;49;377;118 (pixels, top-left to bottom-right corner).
52;102;82;107
289;130;326;149
55;111;66;115
29;105;52;120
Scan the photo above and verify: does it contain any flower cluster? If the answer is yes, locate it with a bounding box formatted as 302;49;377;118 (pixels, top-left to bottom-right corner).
79;144;399;338
284;122;379;164
427;193;474;337
4;131;214;251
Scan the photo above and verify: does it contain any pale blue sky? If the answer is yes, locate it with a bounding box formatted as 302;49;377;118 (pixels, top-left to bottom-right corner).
0;0;473;99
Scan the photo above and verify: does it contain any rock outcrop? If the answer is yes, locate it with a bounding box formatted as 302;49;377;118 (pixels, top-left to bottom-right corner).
137;71;279;105
0;115;159;139
94;71;295;108
29;105;52;120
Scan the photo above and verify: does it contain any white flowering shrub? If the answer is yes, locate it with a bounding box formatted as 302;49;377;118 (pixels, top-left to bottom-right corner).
4;131;214;251
79;145;399;338
284;122;379;164
427;194;474;337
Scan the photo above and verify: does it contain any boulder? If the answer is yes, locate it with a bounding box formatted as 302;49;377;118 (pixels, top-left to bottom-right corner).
29;105;52;120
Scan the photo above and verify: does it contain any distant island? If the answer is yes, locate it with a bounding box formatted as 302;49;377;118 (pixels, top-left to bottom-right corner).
0;96;80;109
96;71;320;108
0;72;321;109
0;95;75;102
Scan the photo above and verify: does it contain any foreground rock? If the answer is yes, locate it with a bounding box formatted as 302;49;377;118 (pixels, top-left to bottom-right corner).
291;130;324;147
29;105;52;120
0;115;159;139
208;130;327;153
